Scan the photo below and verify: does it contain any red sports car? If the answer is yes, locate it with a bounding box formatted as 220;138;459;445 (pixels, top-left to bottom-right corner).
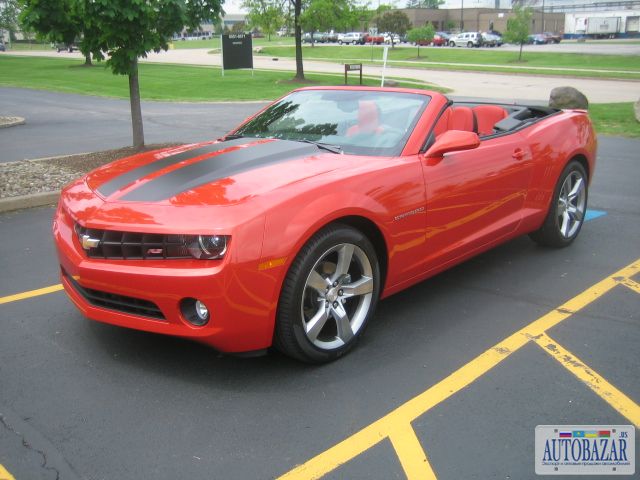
53;87;596;363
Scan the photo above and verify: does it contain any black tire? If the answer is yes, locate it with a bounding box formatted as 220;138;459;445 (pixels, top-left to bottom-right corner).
274;224;381;363
530;160;588;248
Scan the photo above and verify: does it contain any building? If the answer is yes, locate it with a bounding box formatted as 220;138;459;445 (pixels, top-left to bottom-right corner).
401;7;564;34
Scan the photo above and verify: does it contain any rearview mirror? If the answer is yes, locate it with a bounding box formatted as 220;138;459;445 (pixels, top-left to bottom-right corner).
426;130;480;158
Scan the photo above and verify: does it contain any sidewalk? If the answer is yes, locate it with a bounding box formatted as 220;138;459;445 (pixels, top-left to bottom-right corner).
8;49;640;103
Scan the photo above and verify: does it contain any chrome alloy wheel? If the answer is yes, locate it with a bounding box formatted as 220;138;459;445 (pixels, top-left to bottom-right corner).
556;170;586;239
300;243;374;350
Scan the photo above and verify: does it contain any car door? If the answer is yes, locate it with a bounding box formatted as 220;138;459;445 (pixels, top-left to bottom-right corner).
420;132;533;270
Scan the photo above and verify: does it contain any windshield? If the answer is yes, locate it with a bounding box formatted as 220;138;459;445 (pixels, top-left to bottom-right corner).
233;90;430;156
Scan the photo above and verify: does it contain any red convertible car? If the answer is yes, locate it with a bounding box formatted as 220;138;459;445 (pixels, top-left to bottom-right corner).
53;87;596;363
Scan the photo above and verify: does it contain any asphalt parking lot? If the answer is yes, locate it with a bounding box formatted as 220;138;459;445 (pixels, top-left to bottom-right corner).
0;135;639;479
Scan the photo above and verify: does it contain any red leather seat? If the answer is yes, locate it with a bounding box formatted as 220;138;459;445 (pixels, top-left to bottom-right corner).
347;100;384;136
448;106;476;132
473;105;508;136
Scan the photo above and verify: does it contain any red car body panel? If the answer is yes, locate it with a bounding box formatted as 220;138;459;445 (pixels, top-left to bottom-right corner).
53;87;597;353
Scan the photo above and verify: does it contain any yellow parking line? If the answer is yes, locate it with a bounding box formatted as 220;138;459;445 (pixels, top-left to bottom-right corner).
0;284;63;305
278;258;639;480
389;423;437;480
0;464;15;480
533;332;640;427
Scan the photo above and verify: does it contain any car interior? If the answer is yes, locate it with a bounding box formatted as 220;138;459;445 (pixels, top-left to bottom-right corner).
432;102;561;140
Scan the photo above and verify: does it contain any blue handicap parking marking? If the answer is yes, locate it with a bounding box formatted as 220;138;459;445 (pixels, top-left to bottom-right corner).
585;209;607;222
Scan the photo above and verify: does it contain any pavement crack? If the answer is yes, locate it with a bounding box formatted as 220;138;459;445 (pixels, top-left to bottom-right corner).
0;414;61;480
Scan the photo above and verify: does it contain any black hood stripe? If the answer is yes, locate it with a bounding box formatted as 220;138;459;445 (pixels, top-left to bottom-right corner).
119;139;318;202
97;138;252;198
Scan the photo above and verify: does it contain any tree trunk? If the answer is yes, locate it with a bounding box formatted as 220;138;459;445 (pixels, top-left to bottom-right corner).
293;0;304;80
128;58;145;149
417;45;420;58
518;42;523;61
83;51;92;66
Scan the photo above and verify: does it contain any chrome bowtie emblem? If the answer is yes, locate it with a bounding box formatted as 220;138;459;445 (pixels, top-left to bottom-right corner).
81;234;100;250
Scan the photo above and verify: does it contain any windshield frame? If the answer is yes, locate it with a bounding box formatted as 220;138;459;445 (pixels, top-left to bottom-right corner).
232;89;432;157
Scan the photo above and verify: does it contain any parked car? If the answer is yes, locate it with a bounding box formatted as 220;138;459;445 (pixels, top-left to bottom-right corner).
431;32;450;46
543;32;562;43
448;31;483;47
54;87;597;363
55;43;77;53
337;32;365;45
303;32;328;44
364;33;384;45
481;32;501;47
528;34;548;45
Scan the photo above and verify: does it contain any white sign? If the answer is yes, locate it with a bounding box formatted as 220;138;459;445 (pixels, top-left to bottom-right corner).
535;425;635;475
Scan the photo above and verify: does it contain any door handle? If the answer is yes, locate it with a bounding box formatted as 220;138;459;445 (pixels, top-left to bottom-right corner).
512;148;525;160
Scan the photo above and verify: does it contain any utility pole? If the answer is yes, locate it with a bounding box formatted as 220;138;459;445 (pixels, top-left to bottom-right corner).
460;0;464;31
542;0;546;32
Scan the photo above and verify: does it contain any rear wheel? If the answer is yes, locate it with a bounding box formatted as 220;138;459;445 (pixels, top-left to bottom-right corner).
467;41;474;48
274;224;381;363
530;161;588;248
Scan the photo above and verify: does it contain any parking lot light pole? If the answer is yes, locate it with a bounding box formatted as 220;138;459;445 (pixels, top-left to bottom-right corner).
460;0;464;31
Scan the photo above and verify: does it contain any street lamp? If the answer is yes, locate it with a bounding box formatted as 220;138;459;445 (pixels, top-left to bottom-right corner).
460;0;464;31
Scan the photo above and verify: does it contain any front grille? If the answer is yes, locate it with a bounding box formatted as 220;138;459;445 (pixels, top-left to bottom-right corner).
75;224;192;259
63;269;166;320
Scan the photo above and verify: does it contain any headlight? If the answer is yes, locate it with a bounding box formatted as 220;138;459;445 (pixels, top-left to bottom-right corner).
187;235;229;259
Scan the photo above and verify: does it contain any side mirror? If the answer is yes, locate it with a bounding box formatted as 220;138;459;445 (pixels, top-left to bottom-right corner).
425;130;480;158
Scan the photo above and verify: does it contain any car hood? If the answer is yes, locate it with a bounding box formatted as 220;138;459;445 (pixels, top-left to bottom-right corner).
62;138;349;233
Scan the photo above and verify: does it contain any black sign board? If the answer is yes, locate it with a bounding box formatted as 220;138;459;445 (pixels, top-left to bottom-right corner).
221;34;253;70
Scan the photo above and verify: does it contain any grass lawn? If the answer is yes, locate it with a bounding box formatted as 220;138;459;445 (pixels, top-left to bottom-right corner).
590;103;640;138
170;37;293;50
256;45;640;80
0;55;441;102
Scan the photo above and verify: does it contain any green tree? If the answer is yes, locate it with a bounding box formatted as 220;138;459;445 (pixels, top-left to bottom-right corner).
231;21;247;33
300;0;354;47
503;5;532;61
31;0;222;149
243;0;285;41
406;23;434;57
0;0;20;44
20;0;95;65
376;10;411;47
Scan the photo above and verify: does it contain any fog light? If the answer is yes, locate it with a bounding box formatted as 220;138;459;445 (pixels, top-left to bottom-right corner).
180;298;210;326
195;300;209;322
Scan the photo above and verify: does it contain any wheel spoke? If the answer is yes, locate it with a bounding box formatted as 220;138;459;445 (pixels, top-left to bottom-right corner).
333;244;355;279
307;270;329;294
341;276;373;298
331;303;354;344
305;303;329;343
568;176;584;200
560;210;571;237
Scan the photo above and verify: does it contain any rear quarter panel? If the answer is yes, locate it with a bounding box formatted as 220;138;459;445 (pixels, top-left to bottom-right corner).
518;110;597;232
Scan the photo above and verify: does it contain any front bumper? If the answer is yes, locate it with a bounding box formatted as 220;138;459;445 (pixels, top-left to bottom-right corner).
53;203;278;353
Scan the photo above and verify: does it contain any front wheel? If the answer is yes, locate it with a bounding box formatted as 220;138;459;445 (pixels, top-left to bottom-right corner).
530;161;588;248
274;224;381;363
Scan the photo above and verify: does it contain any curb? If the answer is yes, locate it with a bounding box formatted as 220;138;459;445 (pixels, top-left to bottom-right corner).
0;191;59;214
0;116;26;129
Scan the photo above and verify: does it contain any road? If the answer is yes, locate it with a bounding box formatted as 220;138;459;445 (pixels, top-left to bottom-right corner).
0;87;266;162
8;48;640;103
0;135;638;480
